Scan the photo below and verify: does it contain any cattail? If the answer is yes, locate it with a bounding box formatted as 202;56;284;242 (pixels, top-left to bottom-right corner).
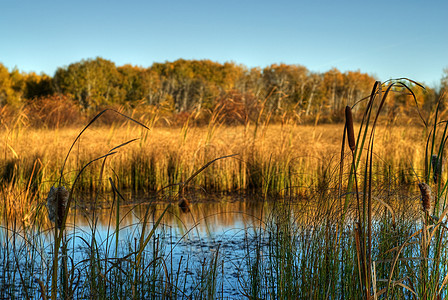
178;197;190;213
46;186;69;228
418;182;432;213
431;154;444;184
345;106;356;151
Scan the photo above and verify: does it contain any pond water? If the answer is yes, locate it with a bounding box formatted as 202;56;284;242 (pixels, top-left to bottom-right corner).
68;196;270;298
1;195;281;298
0;192;424;299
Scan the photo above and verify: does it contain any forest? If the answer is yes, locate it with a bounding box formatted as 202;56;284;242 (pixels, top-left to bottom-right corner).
1;57;445;128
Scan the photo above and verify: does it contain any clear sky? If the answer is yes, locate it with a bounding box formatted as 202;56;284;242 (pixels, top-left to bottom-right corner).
1;0;447;88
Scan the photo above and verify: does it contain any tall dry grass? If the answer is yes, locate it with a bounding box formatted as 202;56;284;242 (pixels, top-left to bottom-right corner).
0;119;425;205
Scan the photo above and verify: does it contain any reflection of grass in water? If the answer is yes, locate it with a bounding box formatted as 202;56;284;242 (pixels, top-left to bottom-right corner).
0;194;254;298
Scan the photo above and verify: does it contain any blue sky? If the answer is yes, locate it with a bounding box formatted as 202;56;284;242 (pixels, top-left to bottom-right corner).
1;0;447;87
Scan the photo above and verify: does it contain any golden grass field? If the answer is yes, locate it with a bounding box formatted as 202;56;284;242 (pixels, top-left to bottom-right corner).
1;121;428;203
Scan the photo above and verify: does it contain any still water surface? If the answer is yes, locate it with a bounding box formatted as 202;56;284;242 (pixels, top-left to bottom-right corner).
1;196;278;298
64;196;272;298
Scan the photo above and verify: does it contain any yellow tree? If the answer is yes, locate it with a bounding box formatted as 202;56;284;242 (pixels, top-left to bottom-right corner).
0;63;24;106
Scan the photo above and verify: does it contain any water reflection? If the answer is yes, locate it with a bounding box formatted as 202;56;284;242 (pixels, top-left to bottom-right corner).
68;197;269;239
61;197;271;297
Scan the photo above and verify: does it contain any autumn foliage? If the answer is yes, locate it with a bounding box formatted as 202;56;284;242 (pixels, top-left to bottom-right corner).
0;57;445;128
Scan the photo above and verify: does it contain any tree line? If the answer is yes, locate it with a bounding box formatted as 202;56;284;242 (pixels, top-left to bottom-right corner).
0;57;445;126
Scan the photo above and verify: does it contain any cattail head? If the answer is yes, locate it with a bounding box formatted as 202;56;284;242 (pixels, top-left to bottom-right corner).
345;106;356;151
431;154;444;184
46;186;69;228
178;197;190;213
418;182;432;213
